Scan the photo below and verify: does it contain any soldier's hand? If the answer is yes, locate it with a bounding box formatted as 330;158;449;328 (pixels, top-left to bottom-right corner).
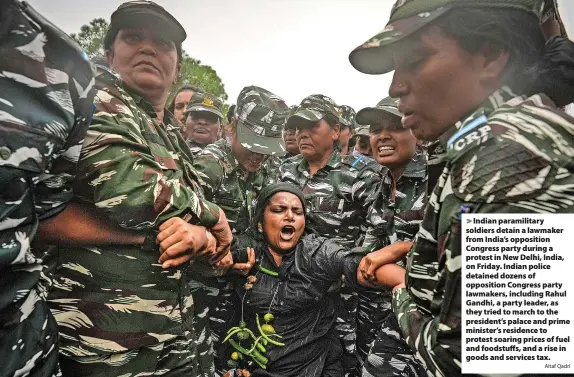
208;209;233;264
157;218;214;268
231;247;256;276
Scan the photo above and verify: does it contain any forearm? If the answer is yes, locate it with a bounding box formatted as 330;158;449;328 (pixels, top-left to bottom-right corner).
375;263;405;287
36;202;145;246
370;241;413;265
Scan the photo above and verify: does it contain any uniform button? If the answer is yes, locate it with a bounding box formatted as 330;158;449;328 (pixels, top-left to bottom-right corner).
427;267;437;276
0;146;11;160
396;209;401;213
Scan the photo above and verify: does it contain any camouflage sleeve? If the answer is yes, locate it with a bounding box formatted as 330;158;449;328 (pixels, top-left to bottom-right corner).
392;125;574;375
192;152;224;201
0;5;96;267
355;168;384;250
73;91;220;229
35;104;96;222
391;239;462;377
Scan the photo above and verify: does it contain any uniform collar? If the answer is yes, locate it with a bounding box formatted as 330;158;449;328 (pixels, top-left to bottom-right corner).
95;66;172;123
298;149;341;174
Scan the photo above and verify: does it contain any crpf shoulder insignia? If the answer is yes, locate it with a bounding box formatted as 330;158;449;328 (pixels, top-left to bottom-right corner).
447;115;491;153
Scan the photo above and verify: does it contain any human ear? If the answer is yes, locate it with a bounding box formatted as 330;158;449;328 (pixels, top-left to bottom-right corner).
332;123;341;141
105;49;114;67
478;44;509;88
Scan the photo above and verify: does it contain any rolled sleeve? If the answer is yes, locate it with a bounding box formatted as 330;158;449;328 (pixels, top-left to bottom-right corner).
73;92;220;229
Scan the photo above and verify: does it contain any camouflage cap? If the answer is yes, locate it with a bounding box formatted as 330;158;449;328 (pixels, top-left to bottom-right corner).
356;97;401;126
354;125;370;136
338;105;357;129
110;1;186;45
284;105;299;131
286;94;339;128
349;0;546;75
356;97;404;132
349;125;370;148
235;86;289;156
185;92;223;119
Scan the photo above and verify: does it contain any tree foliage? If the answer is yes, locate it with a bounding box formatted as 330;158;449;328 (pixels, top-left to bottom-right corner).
70;18;108;61
169;52;228;103
72;18;228;103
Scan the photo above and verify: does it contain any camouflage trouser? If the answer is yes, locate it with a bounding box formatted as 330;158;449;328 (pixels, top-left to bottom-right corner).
59;331;214;377
328;280;360;376
190;276;239;377
361;309;427;377
0;291;61;377
355;288;393;373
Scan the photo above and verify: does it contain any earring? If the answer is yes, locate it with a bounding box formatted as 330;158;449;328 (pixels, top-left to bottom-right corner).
258;223;263;233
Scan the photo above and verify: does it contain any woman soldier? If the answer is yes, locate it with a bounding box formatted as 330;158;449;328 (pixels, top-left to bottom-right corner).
349;0;574;375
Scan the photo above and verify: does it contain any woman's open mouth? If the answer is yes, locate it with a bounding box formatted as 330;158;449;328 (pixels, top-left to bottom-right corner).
280;225;295;241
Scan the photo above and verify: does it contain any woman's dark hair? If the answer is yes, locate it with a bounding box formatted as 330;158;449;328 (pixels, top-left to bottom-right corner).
434;8;574;107
166;84;204;114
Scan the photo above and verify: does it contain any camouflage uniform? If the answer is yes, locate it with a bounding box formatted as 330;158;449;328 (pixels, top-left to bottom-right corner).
194;141;275;234
46;65;220;377
280;95;383;375
192;86;289;376
361;151;429;377
425;140;448;196
184;92;224;156
187;140;204;156
352;97;428;376
350;2;574;374
279;151;382;248
0;2;96;376
394;86;574;376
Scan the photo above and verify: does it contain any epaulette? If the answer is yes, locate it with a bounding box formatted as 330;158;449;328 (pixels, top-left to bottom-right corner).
341;154;381;173
94;65;121;84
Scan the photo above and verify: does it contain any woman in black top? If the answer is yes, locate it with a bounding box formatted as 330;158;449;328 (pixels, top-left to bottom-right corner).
227;182;405;377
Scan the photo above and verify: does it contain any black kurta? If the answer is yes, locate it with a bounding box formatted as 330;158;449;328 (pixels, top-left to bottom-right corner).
231;233;363;377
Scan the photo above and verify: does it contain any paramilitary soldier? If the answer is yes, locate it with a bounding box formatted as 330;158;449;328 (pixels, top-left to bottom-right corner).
349;0;574;375
45;2;233;376
192;85;289;375
355;97;428;376
0;1;96;376
184;91;224;155
279;94;383;375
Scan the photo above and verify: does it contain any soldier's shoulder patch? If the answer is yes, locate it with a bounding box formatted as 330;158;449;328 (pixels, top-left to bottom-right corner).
450;136;554;205
447;115;493;154
341;154;380;173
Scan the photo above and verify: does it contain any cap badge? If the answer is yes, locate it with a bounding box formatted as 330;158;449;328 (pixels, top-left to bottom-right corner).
202;96;214;107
